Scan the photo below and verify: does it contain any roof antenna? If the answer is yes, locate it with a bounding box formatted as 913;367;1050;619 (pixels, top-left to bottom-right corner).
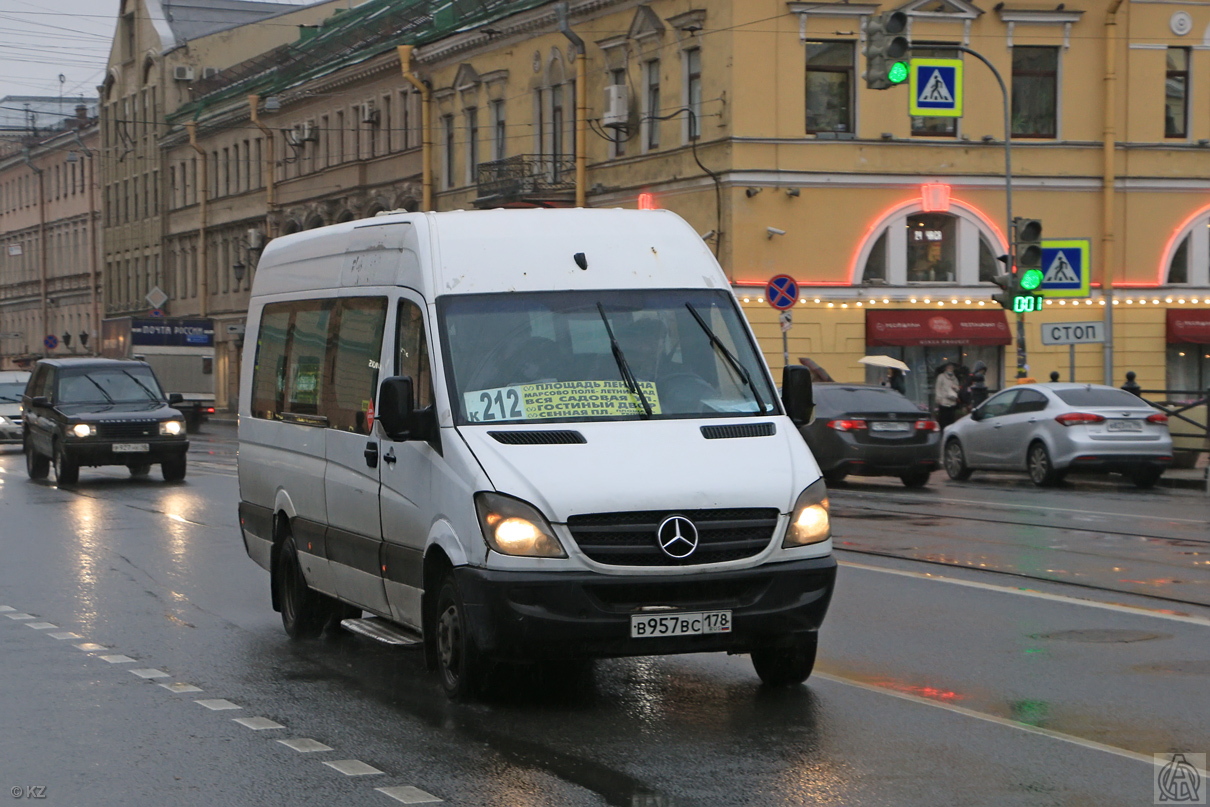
574;252;588;270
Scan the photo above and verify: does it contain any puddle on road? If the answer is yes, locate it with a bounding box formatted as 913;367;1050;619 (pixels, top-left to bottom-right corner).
1029;629;1173;643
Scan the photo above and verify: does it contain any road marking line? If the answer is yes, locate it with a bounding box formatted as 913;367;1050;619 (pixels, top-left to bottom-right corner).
25;622;57;629
324;760;383;776
233;717;284;730
98;654;136;664
839;561;1210;627
0;606;14;612
159;683;203;693
74;643;106;651
6;613;35;620
129;668;170;679
278;738;333;753
837;492;1207;525
815;671;1210;778
48;632;81;640
376;785;444;804
195;699;240;711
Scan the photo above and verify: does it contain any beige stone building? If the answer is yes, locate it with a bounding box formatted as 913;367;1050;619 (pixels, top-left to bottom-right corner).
0;118;101;369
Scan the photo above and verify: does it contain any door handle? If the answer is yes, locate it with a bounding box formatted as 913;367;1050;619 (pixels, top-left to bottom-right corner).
383;448;397;466
993;423;1003;428
364;442;379;468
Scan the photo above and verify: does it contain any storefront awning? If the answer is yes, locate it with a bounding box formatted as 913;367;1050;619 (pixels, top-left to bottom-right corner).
866;310;1012;346
1167;310;1210;344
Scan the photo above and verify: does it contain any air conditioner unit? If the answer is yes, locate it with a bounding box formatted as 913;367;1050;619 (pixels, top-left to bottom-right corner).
300;121;319;142
286;126;303;147
201;67;220;80
173;66;195;82
362;104;380;125
602;85;628;129
246;229;264;249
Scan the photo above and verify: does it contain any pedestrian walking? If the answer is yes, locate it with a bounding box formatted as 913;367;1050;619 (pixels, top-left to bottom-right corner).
967;361;989;408
934;363;961;429
882;367;906;395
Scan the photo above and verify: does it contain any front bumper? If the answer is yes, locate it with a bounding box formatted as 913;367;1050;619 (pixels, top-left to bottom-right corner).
62;438;189;466
455;555;837;661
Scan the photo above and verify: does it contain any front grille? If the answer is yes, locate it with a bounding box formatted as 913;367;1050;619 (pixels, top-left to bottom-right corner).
567;508;780;567
97;420;158;439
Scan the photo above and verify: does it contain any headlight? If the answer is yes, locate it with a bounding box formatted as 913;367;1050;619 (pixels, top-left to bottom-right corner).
71;423;97;438
160;420;185;436
474;492;565;558
0;416;9;426
784;478;831;547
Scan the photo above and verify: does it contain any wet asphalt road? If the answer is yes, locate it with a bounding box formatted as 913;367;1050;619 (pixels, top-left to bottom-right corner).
1;422;1208;807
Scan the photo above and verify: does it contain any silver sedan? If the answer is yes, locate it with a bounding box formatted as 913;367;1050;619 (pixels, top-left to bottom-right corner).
942;383;1173;488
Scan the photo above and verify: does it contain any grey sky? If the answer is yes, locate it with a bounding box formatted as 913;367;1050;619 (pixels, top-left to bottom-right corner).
0;0;316;104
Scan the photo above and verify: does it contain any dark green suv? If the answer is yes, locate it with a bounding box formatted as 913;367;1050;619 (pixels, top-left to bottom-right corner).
22;358;189;485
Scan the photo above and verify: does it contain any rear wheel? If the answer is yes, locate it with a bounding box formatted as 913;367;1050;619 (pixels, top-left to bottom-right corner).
1129;467;1163;489
751;634;818;687
274;534;330;639
129;463;152;477
161;455;187;482
54;441;79;486
435;572;486;700
1027;442;1061;487
944;439;973;481
25;437;49;480
900;469;932;488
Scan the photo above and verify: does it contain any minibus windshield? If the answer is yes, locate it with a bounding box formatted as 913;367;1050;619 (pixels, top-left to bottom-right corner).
439;289;779;425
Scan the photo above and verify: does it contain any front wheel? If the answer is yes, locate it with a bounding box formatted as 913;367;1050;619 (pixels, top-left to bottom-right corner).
944;439;973;481
751;634;818;687
435;573;486;700
161;455;187;482
274;534;330;639
54;441;79;486
25;437;49;480
1027;442;1061;487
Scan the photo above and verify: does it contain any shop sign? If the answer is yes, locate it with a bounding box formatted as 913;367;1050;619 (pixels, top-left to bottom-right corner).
1166;309;1210;344
1040;321;1105;345
866;310;1011;347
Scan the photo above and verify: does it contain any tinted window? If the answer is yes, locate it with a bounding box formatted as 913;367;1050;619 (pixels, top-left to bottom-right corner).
285;304;333;416
328;298;387;434
1055;388;1148;407
814;386;920;414
56;365;164;404
979;389;1018;418
251;305;290;420
396;299;433;410
1012;389;1049;413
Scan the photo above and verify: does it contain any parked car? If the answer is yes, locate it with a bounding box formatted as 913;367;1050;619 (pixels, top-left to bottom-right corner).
802;383;940;488
0;370;30;444
21;358;189;484
942;383;1172;488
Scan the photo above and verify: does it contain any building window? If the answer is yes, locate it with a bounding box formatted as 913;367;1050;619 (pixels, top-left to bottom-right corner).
443;115;455;189
685;47;702;140
645;59;661;150
1011;46;1058;138
1167;344;1210;391
1166;47;1189;139
912;46;959;137
490;99;505;161
857;205;1005;286
551;85;565;165
465;107;479;186
906;213;957;283
805;41;854;134
1164;212;1210;286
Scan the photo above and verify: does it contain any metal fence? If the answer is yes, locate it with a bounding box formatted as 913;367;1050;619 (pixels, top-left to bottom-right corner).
475;154;576;204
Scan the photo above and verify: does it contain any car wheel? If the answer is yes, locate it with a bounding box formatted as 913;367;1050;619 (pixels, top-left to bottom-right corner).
751;634;818;687
823;469;847;486
943;439;973;481
274;533;330;639
161;455;187;482
435;572;486;701
1027;442;1061;487
129;463;152;477
1129;467;1163;489
24;436;49;480
900;469;931;488
54;441;79;486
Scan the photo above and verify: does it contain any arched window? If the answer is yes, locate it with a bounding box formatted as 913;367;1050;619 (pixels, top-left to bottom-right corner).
853;196;1007;287
1162;206;1210;286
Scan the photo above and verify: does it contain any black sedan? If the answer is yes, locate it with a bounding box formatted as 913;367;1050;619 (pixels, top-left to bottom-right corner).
801;384;940;488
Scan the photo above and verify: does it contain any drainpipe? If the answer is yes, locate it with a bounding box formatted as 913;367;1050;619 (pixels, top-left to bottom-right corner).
557;2;587;207
23;152;47;354
248;95;277;239
74;129;100;352
186;121;208;318
397;45;432;211
1102;0;1124;386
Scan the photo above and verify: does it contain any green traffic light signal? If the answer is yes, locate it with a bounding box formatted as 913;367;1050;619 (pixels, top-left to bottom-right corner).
1019;268;1044;291
888;61;909;84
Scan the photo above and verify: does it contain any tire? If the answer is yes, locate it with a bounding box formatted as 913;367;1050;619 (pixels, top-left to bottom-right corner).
943;439;973;481
54;441;79;486
751;634;819;687
822;469;847;486
1129;467;1163;489
274;534;330;639
900;469;931;488
129;463;152;477
25;437;49;480
434;572;486;700
161;455;187;482
1027;442;1061;487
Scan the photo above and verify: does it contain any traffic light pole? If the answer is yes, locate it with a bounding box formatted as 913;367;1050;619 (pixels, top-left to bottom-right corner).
955;46;1027;378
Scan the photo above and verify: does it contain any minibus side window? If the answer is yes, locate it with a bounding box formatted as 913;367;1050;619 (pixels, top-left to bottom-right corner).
396;299;432;409
251;305;291;419
283;304;333;416
327;297;388;434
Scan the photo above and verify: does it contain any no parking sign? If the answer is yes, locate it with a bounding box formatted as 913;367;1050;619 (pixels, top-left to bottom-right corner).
765;275;799;311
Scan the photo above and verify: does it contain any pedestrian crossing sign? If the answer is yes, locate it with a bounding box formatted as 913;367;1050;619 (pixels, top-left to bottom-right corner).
1039;239;1091;298
909;59;963;117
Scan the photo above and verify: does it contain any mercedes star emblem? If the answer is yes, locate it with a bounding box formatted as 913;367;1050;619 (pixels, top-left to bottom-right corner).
657;515;699;559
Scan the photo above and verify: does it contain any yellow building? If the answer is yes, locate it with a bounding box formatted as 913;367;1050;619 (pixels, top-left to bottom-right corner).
152;0;1210;421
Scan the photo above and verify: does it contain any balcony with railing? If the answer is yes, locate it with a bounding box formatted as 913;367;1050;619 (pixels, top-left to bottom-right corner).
475;154;576;207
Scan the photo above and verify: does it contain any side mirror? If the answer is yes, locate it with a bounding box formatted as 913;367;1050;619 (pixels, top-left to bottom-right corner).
30;396;49;408
970;407;984;421
781;365;814;427
377;376;415;441
168;393;184;406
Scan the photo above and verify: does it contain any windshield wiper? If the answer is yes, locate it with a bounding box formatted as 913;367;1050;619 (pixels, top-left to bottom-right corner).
80;375;116;405
121;370;162;402
596;303;653;419
685;303;768;414
0;395;19;402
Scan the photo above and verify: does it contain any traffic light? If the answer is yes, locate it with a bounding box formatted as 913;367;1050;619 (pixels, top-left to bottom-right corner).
1013;217;1043;282
990;271;1043;313
863;12;909;90
990;272;1015;309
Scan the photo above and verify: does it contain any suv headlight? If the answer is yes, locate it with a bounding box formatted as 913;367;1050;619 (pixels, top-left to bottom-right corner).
784;479;830;547
160;420;185;436
71;423;97;438
475;492;566;558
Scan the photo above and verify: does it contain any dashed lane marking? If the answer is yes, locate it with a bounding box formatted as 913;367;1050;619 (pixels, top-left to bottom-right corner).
278;738;334;753
159;682;203;693
194;699;241;711
6;613;36;620
26;622;57;629
324;760;384;776
815;671;1210;779
99;654;136;664
48;632;81;640
376;785;444;804
0;606;15;612
74;643;106;651
129;668;170;679
233;717;285;730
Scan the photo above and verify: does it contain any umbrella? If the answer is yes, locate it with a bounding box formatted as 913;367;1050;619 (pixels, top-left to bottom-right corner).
798;357;834;383
859;355;910;373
